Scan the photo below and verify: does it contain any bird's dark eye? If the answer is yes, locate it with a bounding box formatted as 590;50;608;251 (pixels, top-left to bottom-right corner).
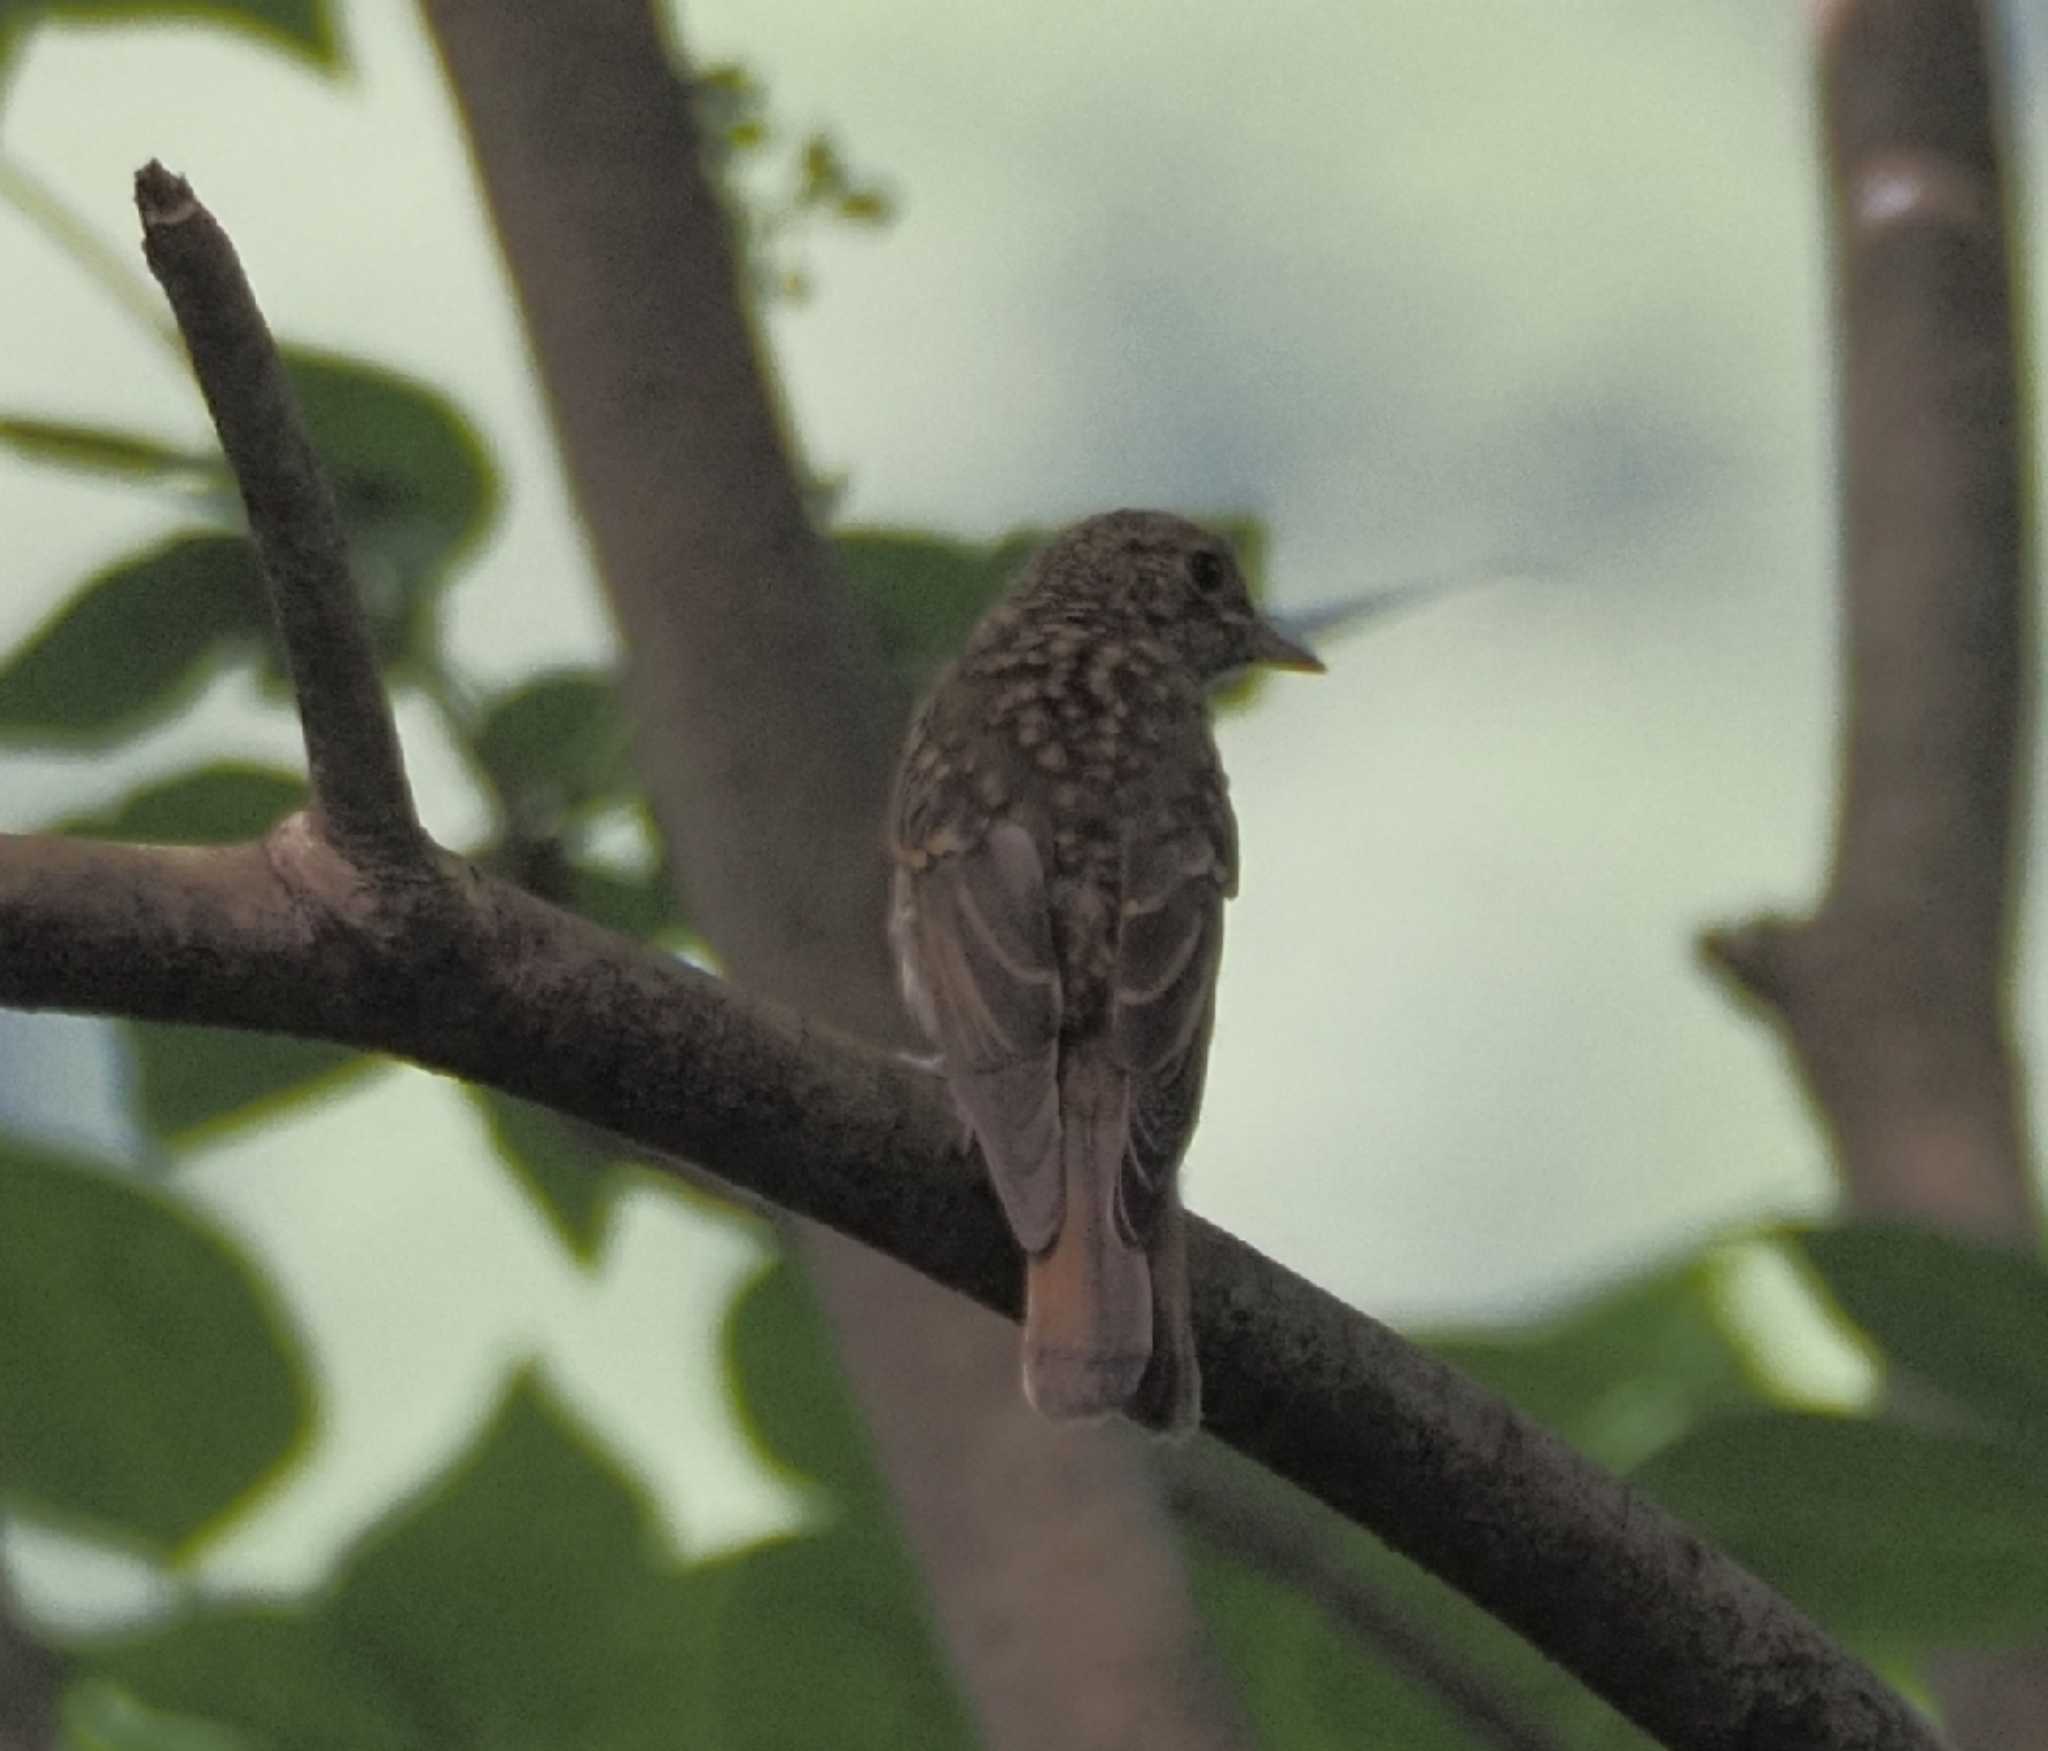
1189;550;1228;595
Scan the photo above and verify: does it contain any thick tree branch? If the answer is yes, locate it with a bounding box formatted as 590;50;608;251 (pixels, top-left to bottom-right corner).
1699;7;2040;1740
134;163;423;871
1700;0;2034;1243
0;822;1937;1750
411;8;1251;1747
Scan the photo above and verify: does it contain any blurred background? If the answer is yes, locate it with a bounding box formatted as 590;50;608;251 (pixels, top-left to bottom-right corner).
1;0;2044;1739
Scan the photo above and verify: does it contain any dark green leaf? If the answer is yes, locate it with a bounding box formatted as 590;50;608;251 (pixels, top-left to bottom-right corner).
0;1138;306;1550
471;1088;617;1260
1427;1254;1762;1470
721;1254;877;1493
565;863;680;941
58;1678;255;1751
1180;1451;1658;1750
833;528;1039;692
0;533;267;745
473;669;629;818
127;1023;376;1144
86;1609;423;1751
835;514;1271;697
62;763;306;845
0;418;221;483
328;1380;714;1749
93;1380;717;1750
1795;1221;2048;1448
0;0;340;80
1190;1541;1479;1751
708;1527;975;1751
1636;1410;2048;1646
279;350;499;673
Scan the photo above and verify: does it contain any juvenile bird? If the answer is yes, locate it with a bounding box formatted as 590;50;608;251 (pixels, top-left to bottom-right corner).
888;510;1322;1434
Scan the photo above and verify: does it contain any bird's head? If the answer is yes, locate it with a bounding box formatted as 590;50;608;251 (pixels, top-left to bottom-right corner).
1029;509;1324;686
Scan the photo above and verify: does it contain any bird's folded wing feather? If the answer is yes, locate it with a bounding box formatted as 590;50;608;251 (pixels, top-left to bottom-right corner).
1112;814;1232;1244
899;821;1065;1251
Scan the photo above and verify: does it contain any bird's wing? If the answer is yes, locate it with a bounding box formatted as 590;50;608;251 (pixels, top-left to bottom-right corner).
1112;807;1233;1244
896;820;1065;1251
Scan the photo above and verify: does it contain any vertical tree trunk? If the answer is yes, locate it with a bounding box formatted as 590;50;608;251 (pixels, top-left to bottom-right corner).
415;3;1251;1743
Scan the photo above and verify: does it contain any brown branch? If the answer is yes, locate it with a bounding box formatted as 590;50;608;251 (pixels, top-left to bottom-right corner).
1167;1454;1569;1751
410;8;1252;1748
0;820;1937;1750
134;163;423;872
1700;5;2041;1739
1700;0;2033;1243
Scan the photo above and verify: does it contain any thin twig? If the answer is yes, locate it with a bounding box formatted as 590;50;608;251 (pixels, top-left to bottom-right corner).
133;163;423;869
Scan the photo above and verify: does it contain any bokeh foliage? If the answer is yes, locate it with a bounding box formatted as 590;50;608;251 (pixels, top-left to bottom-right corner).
3;3;2048;1747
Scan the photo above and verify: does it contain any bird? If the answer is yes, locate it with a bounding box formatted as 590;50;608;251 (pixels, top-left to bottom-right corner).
887;509;1322;1434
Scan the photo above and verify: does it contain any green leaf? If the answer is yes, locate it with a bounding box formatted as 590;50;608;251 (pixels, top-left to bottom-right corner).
1427;1253;1762;1470
3;0;341;73
473;669;630;819
1182;1456;1658;1751
62;763;306;844
90;1380;718;1751
0;418;222;484
717;1254;974;1742
1635;1410;2048;1647
126;1023;376;1145
0;533;268;745
471;1088;618;1260
833;527;1039;692
834;514;1272;696
86;1610;422;1751
721;1254;877;1493
1795;1221;2048;1448
565;862;680;941
279;350;499;672
1190;1541;1478;1751
59;1678;255;1751
0;1138;306;1550
708;1527;975;1751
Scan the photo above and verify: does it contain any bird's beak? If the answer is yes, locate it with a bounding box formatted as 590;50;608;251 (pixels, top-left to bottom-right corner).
1247;616;1326;673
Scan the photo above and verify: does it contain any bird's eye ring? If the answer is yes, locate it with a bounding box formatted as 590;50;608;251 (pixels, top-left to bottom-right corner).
1189;550;1228;595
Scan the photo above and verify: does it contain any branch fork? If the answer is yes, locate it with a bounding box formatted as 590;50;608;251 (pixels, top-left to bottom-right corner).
0;165;1942;1751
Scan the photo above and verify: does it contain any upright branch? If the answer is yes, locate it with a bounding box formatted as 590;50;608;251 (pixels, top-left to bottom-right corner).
1701;7;2040;1739
134;162;424;871
1702;0;2035;1242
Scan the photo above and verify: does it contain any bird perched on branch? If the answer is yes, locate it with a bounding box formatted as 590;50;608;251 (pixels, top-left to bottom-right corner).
888;509;1322;1434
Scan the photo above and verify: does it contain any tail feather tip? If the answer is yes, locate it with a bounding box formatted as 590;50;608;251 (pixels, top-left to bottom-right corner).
1021;1347;1148;1423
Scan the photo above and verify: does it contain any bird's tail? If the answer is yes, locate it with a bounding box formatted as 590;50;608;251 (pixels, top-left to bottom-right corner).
1022;1050;1152;1421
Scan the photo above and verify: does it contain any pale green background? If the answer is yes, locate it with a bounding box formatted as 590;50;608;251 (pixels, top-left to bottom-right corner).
1;0;2041;1619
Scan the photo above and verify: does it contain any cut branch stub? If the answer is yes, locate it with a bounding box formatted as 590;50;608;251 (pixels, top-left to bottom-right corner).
134;162;424;871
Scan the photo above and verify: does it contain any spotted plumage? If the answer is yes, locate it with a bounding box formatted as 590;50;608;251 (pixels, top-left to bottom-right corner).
888;509;1321;1434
